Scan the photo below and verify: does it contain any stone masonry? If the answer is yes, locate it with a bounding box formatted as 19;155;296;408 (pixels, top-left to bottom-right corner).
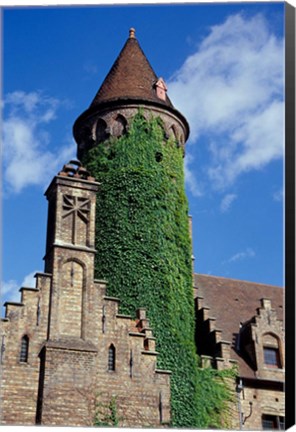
1;161;171;427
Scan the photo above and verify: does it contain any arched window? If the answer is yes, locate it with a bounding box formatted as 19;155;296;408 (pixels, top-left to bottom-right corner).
169;125;177;140
20;335;29;363
108;344;116;371
59;260;84;338
96;119;109;143
112;114;127;138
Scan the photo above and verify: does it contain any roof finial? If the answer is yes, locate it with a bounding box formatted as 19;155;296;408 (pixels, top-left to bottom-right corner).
129;28;136;39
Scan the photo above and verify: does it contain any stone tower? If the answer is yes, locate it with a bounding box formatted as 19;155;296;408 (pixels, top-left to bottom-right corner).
73;29;200;427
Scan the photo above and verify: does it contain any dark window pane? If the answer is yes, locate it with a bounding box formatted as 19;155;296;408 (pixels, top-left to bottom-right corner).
262;415;284;430
264;347;280;367
279;417;285;430
20;336;29;362
108;345;115;371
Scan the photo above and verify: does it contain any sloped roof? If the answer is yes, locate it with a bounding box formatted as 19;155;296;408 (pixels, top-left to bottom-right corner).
194;274;284;378
73;28;190;146
89;28;174;109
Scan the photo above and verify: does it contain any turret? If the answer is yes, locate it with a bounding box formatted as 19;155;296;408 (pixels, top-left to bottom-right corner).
73;28;189;160
72;29;199;427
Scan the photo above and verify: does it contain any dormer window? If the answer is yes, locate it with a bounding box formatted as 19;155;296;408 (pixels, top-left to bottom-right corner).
263;347;281;368
154;78;167;101
262;333;282;368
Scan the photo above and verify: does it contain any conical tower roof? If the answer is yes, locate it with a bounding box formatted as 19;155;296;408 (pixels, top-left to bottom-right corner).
89;28;174;109
73;28;190;156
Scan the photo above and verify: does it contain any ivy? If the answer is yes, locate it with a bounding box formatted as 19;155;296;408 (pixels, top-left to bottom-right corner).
93;396;122;427
195;365;237;428
84;113;236;428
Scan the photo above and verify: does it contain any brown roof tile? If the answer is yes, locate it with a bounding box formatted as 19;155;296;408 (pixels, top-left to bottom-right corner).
89;28;174;109
194;274;284;378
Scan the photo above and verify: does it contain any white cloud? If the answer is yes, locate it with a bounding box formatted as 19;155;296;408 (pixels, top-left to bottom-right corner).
1;280;19;302
184;152;204;197
169;13;284;190
21;271;38;288
3;91;76;194
5;91;46;113
273;188;284;202
220;193;237;213
228;247;256;263
1;270;40;305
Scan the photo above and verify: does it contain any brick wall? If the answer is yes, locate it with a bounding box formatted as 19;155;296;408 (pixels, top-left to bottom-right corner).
1;167;171;427
1;274;51;425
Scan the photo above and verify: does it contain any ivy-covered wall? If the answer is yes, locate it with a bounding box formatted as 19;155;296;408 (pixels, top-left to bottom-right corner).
83;113;235;428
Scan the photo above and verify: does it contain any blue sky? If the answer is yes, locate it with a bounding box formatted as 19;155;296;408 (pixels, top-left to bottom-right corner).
2;2;285;308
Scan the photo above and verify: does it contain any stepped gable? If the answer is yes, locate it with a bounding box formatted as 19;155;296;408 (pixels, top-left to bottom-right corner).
1;161;171;427
194;273;284;377
90;28;174;109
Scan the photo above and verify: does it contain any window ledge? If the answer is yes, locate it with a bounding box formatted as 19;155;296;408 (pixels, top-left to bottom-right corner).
262;366;284;372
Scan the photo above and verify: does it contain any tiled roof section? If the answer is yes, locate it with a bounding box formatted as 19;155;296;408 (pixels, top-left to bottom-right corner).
194;274;284;378
89;29;174;109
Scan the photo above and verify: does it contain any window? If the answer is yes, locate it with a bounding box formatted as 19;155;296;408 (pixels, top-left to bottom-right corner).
264;347;281;368
154;78;167;101
20;335;29;363
108;344;115;371
96;119;109;143
262;414;284;430
279;417;285;429
112;114;127;138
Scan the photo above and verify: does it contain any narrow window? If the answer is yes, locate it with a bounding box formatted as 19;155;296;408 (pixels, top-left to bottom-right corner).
279;417;285;430
108;344;116;371
96;119;109;143
20;335;29;363
112;114;127;138
263;347;281;368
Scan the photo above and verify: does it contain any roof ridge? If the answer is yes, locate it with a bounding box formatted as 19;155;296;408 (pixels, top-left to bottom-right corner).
194;273;283;289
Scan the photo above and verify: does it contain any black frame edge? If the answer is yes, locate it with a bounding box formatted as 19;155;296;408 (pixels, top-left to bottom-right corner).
285;2;296;430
